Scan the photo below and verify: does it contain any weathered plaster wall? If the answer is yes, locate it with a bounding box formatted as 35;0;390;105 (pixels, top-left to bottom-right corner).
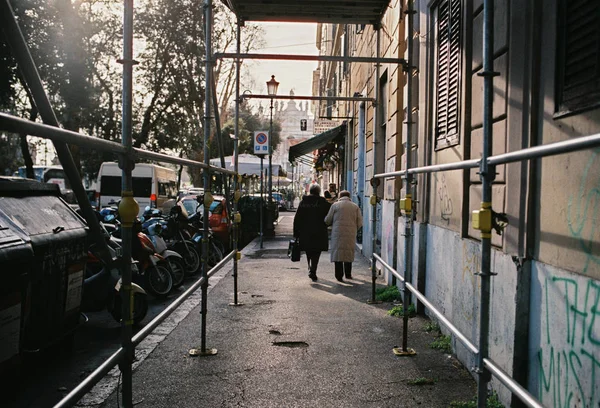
422;224;518;404
528;261;600;408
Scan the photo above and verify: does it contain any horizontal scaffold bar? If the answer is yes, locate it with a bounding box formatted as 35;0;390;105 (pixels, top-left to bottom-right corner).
373;159;480;179
215;52;407;66
0;112;237;176
374;131;600;179
243;94;375;102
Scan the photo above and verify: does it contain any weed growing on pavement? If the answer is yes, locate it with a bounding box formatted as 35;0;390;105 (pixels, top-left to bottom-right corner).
407;377;436;385
429;334;452;353
388;304;416;317
424;321;440;333
449;392;504;407
376;285;401;302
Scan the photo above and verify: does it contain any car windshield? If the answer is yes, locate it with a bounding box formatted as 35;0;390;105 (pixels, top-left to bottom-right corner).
181;199;199;216
209;200;223;214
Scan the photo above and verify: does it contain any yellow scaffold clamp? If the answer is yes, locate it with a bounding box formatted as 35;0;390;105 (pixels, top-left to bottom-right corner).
399;194;412;215
472;202;492;239
233;212;242;224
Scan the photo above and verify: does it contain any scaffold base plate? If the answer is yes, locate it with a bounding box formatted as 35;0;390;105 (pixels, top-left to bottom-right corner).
393;347;417;356
228;302;245;306
189;348;218;357
367;299;382;304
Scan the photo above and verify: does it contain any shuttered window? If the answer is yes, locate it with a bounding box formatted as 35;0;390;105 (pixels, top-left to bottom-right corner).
556;0;600;115
434;0;462;149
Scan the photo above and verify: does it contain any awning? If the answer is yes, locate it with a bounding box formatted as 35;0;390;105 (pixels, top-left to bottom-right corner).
288;123;346;162
209;156;282;177
221;0;391;24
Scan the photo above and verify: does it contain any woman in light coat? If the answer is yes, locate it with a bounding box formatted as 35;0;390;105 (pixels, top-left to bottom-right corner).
324;190;363;282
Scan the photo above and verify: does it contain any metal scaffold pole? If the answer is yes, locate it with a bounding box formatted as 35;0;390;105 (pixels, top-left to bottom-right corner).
369;26;381;304
476;0;496;405
397;0;416;357
231;20;242;306
190;0;217;357
117;1;137;405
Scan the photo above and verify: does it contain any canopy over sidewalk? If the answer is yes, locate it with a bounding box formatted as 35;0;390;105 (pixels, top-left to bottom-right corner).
221;0;391;24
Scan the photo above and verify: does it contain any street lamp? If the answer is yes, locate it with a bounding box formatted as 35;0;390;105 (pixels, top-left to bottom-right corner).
266;75;279;205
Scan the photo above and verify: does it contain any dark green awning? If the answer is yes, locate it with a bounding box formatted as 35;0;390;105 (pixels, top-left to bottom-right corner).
288;123;346;162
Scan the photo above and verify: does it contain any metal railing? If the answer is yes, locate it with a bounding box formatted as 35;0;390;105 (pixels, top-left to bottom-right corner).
54;250;237;408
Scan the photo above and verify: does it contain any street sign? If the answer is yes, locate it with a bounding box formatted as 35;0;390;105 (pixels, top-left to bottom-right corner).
254;130;269;155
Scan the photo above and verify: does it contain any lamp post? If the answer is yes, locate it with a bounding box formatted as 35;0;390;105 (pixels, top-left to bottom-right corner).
266;75;279;204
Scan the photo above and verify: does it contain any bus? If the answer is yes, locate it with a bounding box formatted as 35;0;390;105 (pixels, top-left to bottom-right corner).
97;162;178;214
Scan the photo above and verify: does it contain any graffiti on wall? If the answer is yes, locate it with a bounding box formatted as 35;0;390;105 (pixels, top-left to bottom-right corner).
434;173;453;223
537;275;600;408
567;149;600;275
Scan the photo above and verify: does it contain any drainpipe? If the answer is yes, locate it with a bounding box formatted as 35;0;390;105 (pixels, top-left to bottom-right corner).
370;26;381;303
475;0;497;405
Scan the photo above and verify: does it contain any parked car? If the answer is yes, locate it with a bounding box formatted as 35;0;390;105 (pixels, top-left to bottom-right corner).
207;195;231;248
272;192;287;211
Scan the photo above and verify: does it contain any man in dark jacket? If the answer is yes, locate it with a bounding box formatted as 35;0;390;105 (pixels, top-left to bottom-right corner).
293;184;331;281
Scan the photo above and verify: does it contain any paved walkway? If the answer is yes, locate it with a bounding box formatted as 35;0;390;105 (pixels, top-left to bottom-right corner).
93;215;476;408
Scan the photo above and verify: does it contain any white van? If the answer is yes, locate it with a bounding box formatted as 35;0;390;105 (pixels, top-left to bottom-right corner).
97;162;178;214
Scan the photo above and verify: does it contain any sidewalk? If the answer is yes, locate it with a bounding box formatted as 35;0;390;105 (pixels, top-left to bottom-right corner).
95;216;476;408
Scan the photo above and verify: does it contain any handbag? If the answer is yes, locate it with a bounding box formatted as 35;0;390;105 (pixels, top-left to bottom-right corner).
288;238;301;262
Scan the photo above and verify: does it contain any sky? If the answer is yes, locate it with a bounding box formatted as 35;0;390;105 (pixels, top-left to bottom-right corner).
243;22;318;102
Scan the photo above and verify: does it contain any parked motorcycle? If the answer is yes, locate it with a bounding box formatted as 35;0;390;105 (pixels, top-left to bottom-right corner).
82;223;148;325
142;206;202;276
146;222;186;288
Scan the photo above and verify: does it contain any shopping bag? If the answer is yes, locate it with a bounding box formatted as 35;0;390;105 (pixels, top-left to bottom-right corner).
288;238;301;262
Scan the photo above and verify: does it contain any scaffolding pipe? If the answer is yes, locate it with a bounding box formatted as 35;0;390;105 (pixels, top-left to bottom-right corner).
374;158;480;178
370;26;381;303
242;94;374;103
374;254;479;355
483;359;545;408
0;0;111;264
477;0;496;405
0;113;239;174
232;20;241;305
401;0;415;353
487;131;600;165
200;0;213;355
215;52;407;66
117;0;136;405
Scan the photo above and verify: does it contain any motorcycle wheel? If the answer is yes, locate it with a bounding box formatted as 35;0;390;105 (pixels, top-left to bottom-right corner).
167;258;186;288
208;241;224;267
145;264;173;298
176;242;201;276
110;291;149;325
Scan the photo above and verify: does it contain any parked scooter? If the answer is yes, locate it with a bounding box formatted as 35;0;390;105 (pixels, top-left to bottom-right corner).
146;222;186;288
133;223;174;298
82;223;148;325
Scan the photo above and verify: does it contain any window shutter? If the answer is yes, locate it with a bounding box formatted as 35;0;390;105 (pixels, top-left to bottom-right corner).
558;0;600;113
435;0;462;148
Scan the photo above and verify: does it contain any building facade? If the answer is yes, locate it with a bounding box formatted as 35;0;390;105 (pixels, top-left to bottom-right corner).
311;1;600;406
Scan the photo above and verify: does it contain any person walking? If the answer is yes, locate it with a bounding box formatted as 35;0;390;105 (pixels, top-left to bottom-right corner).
293;184;331;281
324;190;363;282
